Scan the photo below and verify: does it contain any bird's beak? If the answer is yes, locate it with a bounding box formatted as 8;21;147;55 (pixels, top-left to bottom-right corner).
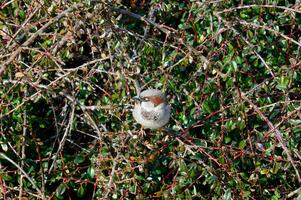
133;96;142;102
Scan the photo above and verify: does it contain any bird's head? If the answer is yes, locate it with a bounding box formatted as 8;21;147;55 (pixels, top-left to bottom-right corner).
133;89;167;107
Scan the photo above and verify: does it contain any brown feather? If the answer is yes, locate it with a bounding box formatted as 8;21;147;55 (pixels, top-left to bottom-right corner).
145;95;165;107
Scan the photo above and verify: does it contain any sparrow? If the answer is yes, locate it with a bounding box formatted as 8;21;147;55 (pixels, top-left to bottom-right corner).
133;89;171;129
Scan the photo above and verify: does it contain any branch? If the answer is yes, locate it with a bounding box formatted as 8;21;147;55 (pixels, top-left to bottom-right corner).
0;3;83;78
110;6;209;66
0;153;44;199
110;7;172;35
240;92;301;183
217;4;301;15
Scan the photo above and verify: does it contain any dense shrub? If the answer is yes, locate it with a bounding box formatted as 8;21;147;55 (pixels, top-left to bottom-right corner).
0;0;300;199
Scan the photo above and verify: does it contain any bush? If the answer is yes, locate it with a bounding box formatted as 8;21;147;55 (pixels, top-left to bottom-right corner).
0;1;300;199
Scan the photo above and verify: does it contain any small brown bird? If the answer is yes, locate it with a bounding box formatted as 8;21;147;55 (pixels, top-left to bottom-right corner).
133;89;171;129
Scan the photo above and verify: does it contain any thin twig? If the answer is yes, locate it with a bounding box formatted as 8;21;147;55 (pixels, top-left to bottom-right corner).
5;7;40;50
19;86;28;199
240;92;301;183
217;4;301;15
48;99;75;174
0;153;44;198
287;187;301;198
215;13;276;77
0;55;110;120
111;7;173;35
239;20;301;47
63;57;110;71
104;154;119;198
0;3;83;77
110;6;209;66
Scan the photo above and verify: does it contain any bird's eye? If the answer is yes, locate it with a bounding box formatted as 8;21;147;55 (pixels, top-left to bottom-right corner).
143;97;149;101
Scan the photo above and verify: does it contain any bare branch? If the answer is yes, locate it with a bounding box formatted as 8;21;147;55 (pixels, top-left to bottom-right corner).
240;92;301;183
0;3;83;77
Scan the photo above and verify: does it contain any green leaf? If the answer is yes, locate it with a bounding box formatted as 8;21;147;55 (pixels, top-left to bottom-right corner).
87;166;95;179
202;100;211;113
244;190;251;197
19;10;25;20
276;76;290;90
0;173;12;181
56;183;66;197
74;155;85;164
270;162;281;174
77;185;85;197
223;189;232;200
129;185;136;194
239;140;246;149
217;34;222;44
1;143;8;152
225;120;236;131
260;169;270;175
224;136;231;144
231;61;238;72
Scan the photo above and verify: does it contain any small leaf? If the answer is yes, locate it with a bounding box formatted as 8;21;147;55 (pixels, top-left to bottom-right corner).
260;169;270;175
223;189;232;200
239;140;246;149
224;136;231;144
87;166;95;179
1;143;8;152
217;34;222;44
202;100;211;113
56;183;66;197
129;185;136;194
225;120;236;131
276;76;290;90
1;174;12;181
270;162;281;174
77;185;85;197
74;155;85;164
231;61;238;72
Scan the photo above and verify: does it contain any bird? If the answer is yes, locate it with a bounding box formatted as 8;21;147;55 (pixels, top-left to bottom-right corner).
132;89;171;129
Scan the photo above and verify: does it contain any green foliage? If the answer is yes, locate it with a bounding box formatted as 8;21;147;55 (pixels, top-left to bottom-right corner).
0;0;301;199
